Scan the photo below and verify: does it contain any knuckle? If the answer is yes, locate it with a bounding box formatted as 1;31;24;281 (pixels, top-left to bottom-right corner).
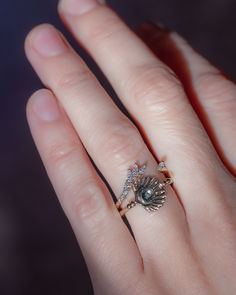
86;8;125;45
57;68;95;94
71;180;107;228
196;72;236;111
126;64;186;115
47;140;79;167
99;122;144;166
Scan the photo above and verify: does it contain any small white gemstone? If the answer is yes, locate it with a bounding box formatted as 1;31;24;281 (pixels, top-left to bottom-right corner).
132;163;139;176
123;190;129;196
119;194;126;201
124;179;131;188
158;162;165;171
120;163;147;203
127;169;133;181
139;165;146;175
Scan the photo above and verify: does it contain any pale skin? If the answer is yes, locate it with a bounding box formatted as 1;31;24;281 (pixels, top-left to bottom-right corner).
25;0;236;294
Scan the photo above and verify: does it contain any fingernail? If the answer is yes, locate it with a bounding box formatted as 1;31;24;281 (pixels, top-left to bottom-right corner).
31;90;60;122
59;0;106;16
31;25;67;57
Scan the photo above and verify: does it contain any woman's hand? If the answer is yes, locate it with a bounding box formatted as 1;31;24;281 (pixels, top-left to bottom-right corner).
25;1;236;294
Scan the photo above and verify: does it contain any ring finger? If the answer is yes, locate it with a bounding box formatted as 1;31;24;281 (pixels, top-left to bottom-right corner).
58;0;232;222
26;89;144;293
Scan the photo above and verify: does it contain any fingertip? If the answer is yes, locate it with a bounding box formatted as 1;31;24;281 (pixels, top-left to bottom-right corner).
26;88;51;109
26;89;60;123
25;23;67;59
25;24;52;51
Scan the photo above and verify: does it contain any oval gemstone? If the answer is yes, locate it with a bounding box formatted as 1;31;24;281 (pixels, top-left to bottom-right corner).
141;188;154;201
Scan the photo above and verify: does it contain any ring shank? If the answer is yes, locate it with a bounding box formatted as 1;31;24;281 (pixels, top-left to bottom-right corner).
119;207;129;217
116;201;130;216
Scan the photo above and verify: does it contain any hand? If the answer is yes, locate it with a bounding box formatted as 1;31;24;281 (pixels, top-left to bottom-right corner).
25;1;236;294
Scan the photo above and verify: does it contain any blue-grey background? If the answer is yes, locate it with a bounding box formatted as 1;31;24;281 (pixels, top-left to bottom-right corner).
1;0;236;294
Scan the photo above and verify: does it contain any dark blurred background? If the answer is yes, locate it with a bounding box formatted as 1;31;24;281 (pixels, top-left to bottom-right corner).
1;0;236;294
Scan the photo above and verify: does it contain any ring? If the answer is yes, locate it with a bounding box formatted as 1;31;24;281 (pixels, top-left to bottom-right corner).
116;162;173;217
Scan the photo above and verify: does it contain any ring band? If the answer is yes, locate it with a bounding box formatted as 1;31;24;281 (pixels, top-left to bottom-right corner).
116;162;173;217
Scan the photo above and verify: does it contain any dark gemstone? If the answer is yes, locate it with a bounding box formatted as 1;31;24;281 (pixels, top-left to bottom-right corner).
141;188;154;201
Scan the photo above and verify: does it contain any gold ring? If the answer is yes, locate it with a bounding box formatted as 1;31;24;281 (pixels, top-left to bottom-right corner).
116;162;173;217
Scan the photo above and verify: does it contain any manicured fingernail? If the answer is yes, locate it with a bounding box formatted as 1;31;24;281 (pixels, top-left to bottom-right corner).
59;0;106;16
31;25;67;56
31;90;60;122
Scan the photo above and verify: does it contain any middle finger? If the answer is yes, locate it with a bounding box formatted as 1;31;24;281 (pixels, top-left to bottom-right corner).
58;1;231;222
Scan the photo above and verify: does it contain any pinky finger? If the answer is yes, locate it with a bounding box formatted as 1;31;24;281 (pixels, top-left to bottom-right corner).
26;89;143;294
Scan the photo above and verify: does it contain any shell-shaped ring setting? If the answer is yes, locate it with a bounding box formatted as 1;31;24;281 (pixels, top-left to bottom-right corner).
133;176;166;212
116;162;173;217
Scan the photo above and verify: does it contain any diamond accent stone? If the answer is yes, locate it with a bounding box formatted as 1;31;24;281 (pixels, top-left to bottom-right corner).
133;163;139;177
158;161;165;171
127;169;133;180
139;165;146;175
119;163;147;203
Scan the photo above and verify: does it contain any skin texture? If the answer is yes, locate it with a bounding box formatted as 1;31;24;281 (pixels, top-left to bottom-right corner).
25;1;236;294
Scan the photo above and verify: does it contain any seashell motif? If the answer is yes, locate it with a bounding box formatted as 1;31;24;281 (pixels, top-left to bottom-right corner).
133;176;166;212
